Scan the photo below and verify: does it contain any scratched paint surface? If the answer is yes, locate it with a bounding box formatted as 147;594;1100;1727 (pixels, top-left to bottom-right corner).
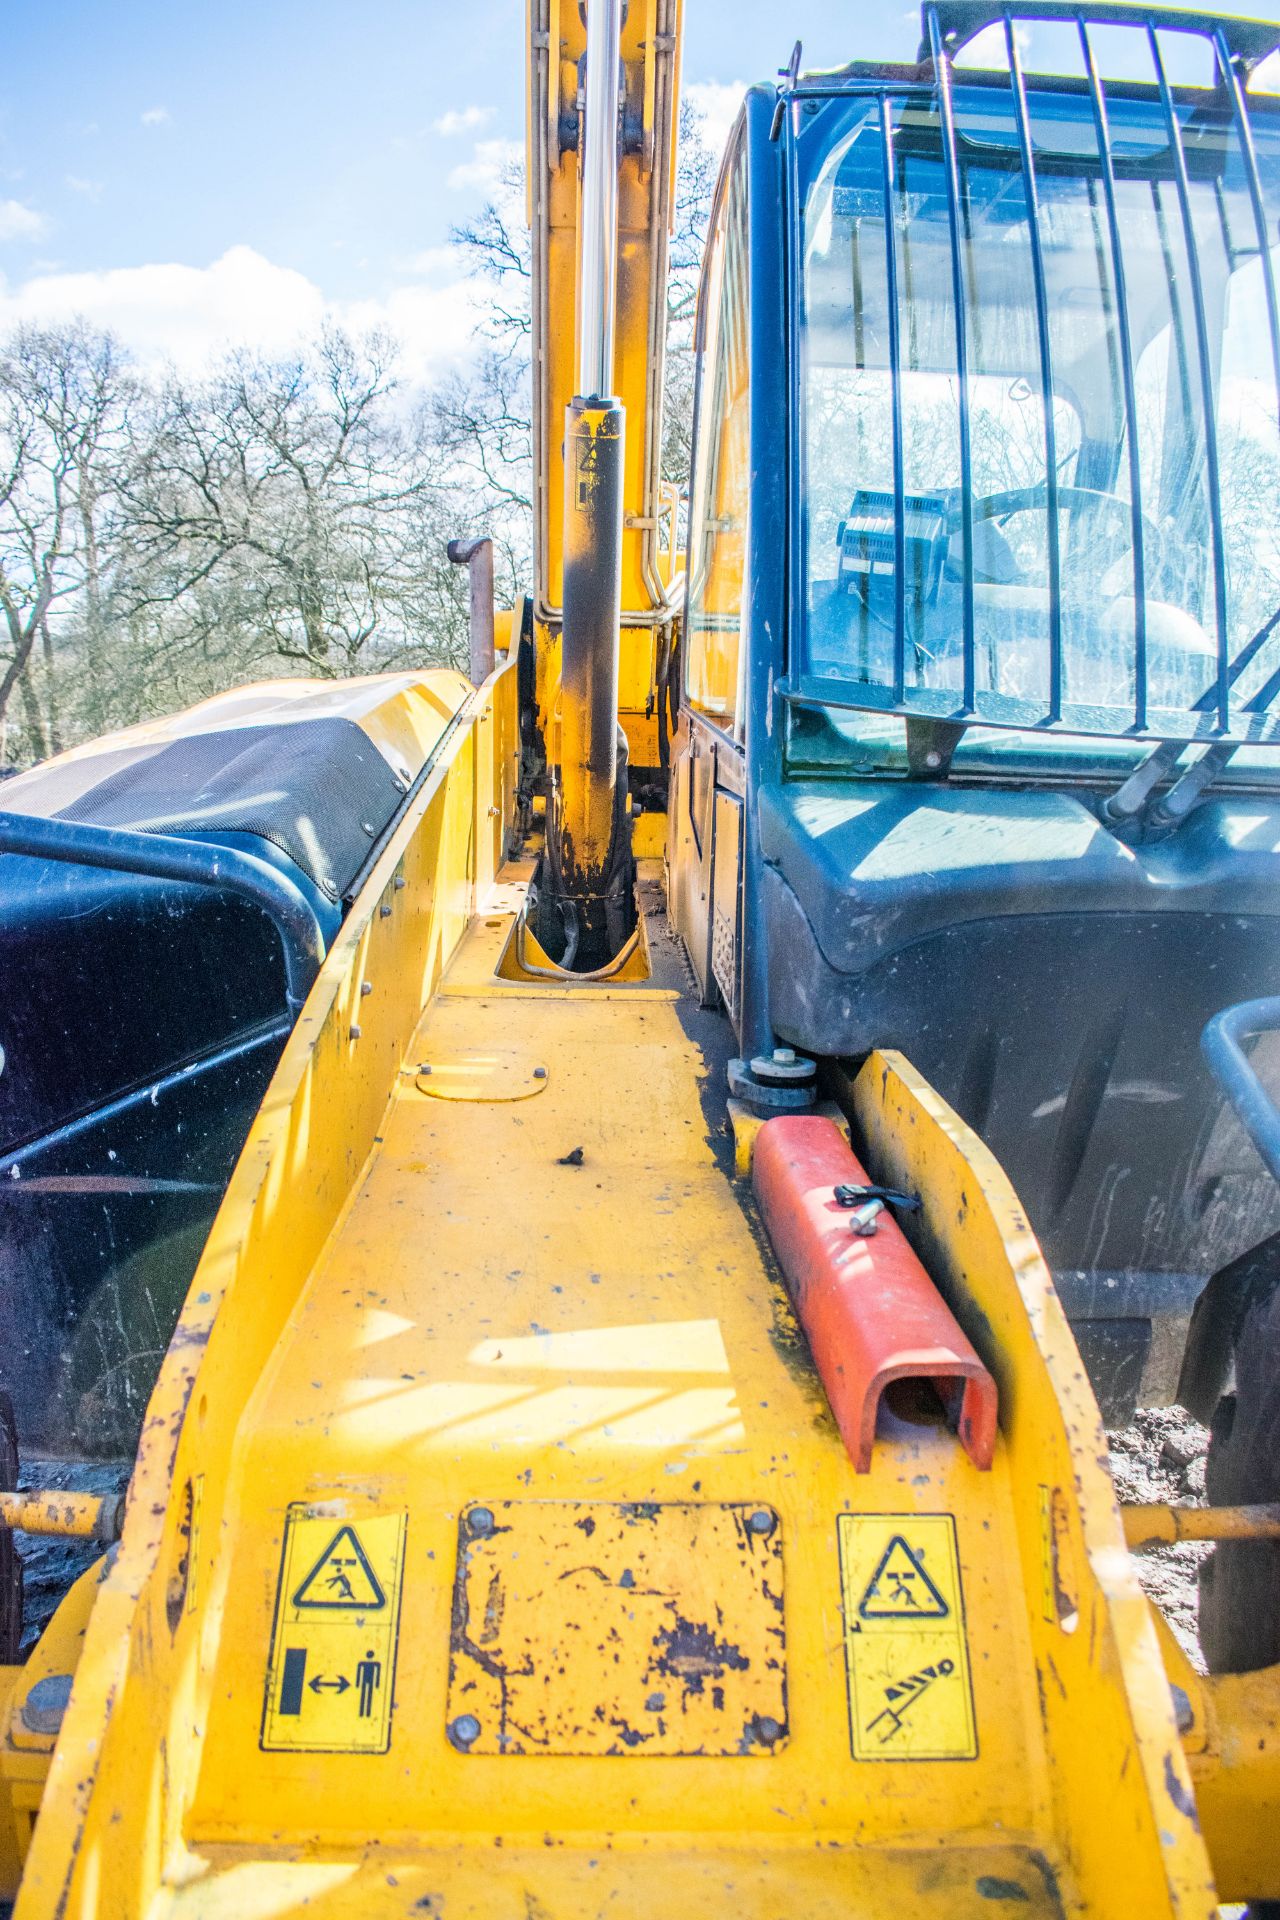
447;1501;786;1756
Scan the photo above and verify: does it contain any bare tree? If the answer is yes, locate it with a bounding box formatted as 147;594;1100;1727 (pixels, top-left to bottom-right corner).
0;323;132;761
119;327;460;679
433;101;720;586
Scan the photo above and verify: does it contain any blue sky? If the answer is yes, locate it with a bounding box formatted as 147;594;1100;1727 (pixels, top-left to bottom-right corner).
3;2;1280;381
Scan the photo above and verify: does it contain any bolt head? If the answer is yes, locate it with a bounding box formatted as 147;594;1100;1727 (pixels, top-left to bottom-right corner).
449;1713;481;1748
772;1047;796;1066
747;1507;775;1536
22;1673;73;1736
468;1506;495;1536
755;1715;782;1746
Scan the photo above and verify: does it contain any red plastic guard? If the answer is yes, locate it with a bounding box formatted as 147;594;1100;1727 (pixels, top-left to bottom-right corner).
752;1115;997;1471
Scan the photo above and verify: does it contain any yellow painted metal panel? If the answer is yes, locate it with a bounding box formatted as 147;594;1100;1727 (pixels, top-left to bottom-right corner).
447;1500;786;1756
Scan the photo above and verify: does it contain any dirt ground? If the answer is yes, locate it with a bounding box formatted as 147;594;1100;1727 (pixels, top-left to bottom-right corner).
1108;1405;1212;1671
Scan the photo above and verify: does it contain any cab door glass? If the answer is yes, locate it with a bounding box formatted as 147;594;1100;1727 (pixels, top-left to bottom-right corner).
685;149;750;734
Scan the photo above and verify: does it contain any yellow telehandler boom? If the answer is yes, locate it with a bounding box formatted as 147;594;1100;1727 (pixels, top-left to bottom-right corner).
6;3;1280;1916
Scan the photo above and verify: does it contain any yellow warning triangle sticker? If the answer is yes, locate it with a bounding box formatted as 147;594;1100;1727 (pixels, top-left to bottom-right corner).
291;1524;386;1611
857;1534;949;1620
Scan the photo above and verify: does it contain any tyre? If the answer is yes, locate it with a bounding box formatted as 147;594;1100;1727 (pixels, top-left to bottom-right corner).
0;1393;22;1663
1199;1284;1280;1674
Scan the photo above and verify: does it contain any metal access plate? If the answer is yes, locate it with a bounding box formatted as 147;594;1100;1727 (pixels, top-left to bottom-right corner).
447;1501;787;1756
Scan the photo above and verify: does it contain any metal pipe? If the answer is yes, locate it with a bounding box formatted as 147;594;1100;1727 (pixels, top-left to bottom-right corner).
1201;995;1280;1186
1148;24;1231;732
0;811;325;1012
578;0;624;401
637;0;682;617
1080;19;1149;731
1214;26;1280;436
927;5;977;713
879;93;908;703
1123;1502;1280;1549
1005;12;1062;723
0;1489;124;1544
446;536;497;686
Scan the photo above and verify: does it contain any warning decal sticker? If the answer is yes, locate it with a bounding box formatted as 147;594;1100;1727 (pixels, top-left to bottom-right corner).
261;1507;406;1755
837;1513;976;1762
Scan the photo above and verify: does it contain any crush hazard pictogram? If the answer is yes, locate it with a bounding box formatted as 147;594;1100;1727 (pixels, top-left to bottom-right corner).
262;1507;406;1754
857;1534;949;1620
292;1525;386;1611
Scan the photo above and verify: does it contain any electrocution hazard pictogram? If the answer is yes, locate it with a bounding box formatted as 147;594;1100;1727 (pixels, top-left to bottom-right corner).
261;1507;406;1755
838;1513;976;1762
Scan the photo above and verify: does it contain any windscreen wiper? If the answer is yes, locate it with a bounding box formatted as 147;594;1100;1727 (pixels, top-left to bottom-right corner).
1101;603;1280;827
1145;656;1280;830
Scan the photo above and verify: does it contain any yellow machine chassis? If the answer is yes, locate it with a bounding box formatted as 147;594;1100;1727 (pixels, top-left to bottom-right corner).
0;650;1249;1919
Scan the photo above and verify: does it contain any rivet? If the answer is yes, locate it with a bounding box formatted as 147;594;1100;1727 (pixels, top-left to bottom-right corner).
349;1024;362;1040
394;875;407;891
469;1506;495;1536
449;1713;481;1748
533;1066;548;1080
747;1508;775;1536
361;981;373;996
1171;1684;1194;1733
380;903;393;918
755;1715;783;1745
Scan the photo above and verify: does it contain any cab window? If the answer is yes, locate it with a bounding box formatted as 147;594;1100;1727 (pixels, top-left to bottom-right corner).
685;145;750;732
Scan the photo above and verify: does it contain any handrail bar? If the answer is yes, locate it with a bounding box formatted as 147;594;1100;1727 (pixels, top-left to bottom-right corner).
0;811;325;1012
1201;995;1280;1185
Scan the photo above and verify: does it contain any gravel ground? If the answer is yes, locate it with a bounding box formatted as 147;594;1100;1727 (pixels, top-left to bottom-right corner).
1108;1405;1212;1672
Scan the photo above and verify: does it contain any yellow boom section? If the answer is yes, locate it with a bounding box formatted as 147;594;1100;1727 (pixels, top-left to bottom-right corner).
8;650;1215;1918
528;0;681;778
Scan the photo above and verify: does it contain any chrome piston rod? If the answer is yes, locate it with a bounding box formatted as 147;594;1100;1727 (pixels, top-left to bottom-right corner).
577;0;623;401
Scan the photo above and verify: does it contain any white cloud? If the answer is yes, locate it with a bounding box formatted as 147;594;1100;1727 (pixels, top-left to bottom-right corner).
0;199;47;243
447;137;522;195
434;105;493;137
0;243;482;388
394;244;466;279
683;81;747;162
140;106;171;127
65;176;104;202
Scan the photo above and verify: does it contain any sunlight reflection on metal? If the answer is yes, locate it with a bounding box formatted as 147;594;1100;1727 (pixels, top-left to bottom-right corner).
467;1318;731;1375
334;1380;746;1451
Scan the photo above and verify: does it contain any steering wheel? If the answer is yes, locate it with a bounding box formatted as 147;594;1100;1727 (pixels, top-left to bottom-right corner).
959;483;1165;587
